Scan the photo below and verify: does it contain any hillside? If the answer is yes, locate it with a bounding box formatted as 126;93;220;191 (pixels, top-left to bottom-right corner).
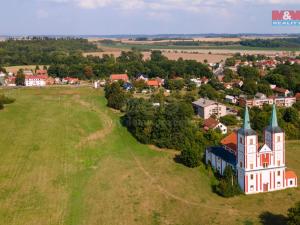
0;87;299;225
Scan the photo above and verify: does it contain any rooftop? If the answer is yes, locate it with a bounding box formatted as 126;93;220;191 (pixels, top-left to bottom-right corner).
207;146;236;165
221;132;237;153
192;98;220;107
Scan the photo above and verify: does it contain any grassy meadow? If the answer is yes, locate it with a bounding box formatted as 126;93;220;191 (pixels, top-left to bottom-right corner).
0;87;299;225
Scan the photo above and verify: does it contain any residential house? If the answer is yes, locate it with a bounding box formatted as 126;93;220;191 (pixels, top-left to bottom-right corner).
123;82;133;91
272;87;291;97
25;75;48;86
225;95;238;104
239;94;296;108
65;77;79;85
147;78;163;88
136;74;148;81
192;98;227;119
110;74;129;83
204;117;227;134
190;78;202;87
5;77;16;86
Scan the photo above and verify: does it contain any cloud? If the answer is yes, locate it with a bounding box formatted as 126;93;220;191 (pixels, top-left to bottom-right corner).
36;9;49;18
43;0;300;11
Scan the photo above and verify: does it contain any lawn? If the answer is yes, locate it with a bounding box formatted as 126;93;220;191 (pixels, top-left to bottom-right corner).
0;87;299;225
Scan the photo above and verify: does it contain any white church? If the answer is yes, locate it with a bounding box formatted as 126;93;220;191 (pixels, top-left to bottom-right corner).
206;105;297;194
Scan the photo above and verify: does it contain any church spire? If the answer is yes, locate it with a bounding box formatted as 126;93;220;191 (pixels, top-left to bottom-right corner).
243;106;251;130
270;104;278;128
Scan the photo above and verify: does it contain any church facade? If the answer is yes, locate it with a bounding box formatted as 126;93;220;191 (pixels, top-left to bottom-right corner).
206;105;297;194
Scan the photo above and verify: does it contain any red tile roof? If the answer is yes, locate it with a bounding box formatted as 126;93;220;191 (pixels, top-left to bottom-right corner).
285;170;297;179
295;93;300;101
273;87;289;93
25;75;48;80
221;132;237;153
204;117;219;129
147;79;160;87
110;74;129;82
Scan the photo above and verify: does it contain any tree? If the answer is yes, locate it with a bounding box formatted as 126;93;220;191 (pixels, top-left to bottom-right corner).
237;66;260;80
84;66;94;79
179;146;202;168
215;166;242;197
242;80;258;95
15;70;25;86
287;201;300;225
283;107;299;123
105;82;129;110
225;57;235;67
223;68;235;82
220;115;238;126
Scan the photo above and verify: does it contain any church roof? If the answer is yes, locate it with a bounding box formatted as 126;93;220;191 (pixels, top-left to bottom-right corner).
265;104;283;133
221;132;237;153
238;106;256;136
207;146;236;165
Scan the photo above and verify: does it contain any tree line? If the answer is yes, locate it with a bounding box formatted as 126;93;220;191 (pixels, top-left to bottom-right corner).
105;81;223;168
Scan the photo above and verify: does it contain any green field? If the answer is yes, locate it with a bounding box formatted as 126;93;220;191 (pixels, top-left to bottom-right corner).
0;87;299;225
99;43;300;51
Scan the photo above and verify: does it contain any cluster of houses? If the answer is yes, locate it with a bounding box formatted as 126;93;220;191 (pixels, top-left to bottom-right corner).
95;73;165;91
0;69;80;87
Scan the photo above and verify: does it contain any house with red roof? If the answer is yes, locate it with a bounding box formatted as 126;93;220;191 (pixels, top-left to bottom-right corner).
203;117;227;134
147;77;164;88
272;87;290;97
25;75;48;86
110;74;129;83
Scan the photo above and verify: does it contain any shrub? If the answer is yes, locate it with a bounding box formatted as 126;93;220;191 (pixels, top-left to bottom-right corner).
179;146;202;168
287;201;300;225
220;115;238;126
215;166;242;197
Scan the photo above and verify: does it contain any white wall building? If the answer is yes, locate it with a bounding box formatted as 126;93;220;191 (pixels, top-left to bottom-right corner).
25;75;47;87
206;105;297;194
193;98;227;119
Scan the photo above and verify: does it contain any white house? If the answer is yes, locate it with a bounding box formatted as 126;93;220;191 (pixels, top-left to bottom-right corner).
204;117;227;134
193;98;227;119
25;75;47;87
225;95;237;104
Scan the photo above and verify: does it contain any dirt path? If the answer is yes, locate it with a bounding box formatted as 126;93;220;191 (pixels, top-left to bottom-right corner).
131;151;247;217
75;96;114;148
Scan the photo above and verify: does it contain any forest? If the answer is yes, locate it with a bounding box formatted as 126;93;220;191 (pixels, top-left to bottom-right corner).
240;37;300;48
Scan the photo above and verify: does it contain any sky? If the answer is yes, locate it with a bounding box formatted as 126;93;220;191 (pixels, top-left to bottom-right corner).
1;0;300;35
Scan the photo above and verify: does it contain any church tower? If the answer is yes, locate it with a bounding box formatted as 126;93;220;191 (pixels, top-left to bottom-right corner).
262;104;286;191
237;106;258;193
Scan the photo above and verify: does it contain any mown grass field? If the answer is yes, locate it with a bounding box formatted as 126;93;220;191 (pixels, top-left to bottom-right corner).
0;87;299;225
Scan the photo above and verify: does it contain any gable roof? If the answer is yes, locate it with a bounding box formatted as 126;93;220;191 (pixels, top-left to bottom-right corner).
258;144;272;153
110;74;129;81
204;117;219;129
147;79;160;87
221;132;237;153
207;146;236;165
25;75;48;80
273;87;289;93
